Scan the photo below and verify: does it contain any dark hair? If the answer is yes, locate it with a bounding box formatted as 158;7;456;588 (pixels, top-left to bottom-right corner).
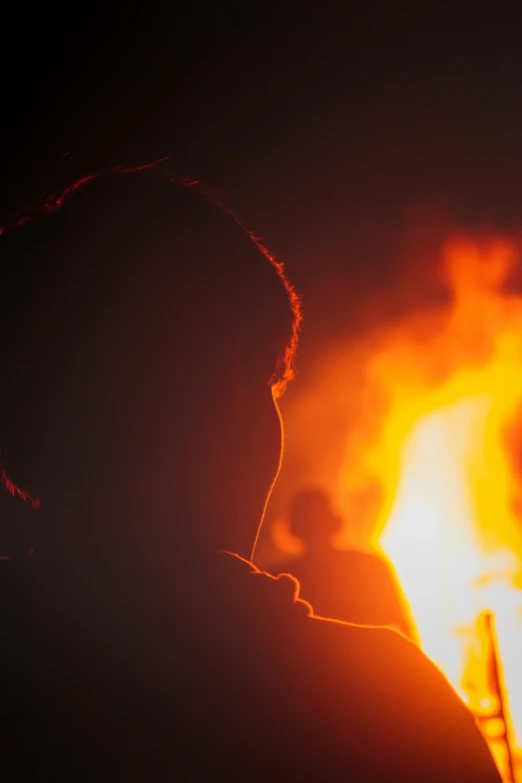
0;160;301;392
0;161;302;549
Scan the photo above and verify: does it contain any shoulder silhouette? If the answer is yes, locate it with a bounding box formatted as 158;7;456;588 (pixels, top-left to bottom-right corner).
277;488;415;639
0;167;501;781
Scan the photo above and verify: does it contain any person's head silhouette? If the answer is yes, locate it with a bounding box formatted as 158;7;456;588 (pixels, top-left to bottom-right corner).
288;488;342;552
0;163;301;565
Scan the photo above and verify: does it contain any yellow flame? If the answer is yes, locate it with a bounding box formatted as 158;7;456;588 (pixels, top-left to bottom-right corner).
338;237;522;781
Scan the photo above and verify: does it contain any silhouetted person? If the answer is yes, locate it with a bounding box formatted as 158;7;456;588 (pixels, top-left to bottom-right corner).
278;489;416;639
0;165;501;781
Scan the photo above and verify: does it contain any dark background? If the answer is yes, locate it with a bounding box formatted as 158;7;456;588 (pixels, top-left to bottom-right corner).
5;7;522;290
3;5;522;548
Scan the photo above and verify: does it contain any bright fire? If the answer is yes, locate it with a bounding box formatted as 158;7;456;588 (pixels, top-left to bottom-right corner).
338;238;522;781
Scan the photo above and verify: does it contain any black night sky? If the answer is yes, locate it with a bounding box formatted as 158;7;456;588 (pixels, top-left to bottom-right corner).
4;9;522;317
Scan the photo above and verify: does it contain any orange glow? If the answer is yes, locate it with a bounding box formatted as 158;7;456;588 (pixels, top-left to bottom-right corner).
271;517;305;557
337;237;522;781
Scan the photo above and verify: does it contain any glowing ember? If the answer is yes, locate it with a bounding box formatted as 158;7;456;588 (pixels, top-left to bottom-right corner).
338;237;522;782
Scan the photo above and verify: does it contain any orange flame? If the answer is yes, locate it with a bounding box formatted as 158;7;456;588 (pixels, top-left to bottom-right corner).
338;237;522;781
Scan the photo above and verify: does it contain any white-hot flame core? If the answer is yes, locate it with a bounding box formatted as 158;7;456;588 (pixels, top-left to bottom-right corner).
340;238;522;780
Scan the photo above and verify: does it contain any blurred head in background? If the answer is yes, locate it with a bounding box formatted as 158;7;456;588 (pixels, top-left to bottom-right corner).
288;488;342;552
